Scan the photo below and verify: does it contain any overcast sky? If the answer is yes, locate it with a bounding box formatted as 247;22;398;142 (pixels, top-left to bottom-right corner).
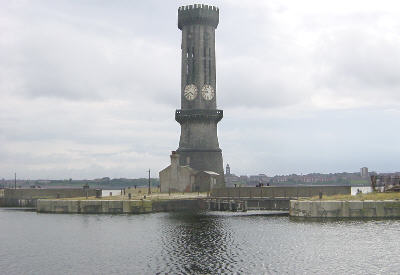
1;0;400;179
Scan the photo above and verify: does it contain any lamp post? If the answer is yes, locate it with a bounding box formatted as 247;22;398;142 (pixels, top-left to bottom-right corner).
83;183;89;199
148;169;151;195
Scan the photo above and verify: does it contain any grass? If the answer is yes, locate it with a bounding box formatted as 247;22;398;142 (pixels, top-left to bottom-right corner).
305;192;400;201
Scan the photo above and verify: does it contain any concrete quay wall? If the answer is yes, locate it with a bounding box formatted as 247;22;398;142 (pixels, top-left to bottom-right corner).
0;188;99;207
36;199;205;214
3;188;98;200
211;186;350;198
37;200;153;214
206;198;290;211
290;200;400;218
0;198;37;207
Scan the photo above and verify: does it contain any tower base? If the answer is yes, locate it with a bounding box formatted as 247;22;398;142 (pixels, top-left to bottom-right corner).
176;148;225;187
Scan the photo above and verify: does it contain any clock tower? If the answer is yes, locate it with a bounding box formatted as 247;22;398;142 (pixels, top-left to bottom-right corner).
175;4;224;186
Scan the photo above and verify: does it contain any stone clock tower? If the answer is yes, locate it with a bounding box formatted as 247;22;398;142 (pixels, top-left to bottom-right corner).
175;4;224;186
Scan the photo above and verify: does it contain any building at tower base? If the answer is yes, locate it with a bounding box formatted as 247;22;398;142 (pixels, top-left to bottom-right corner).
159;151;219;193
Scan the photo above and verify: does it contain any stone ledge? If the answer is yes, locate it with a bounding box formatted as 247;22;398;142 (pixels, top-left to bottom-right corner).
36;198;204;214
290;200;400;218
37;199;152;214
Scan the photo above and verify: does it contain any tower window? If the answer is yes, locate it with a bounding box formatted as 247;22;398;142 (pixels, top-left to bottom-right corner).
192;58;195;83
204;59;207;84
209;60;211;83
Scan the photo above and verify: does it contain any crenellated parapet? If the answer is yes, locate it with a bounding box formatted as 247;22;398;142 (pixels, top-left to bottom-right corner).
178;4;219;30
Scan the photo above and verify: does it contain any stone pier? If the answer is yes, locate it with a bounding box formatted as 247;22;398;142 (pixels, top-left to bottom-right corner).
290;200;400;218
36;198;206;214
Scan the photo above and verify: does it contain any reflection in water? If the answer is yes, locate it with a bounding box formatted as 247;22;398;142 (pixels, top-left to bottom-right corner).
158;212;234;274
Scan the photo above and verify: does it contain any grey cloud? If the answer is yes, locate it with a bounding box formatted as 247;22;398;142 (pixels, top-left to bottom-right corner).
2;0;400;179
1;0;180;103
316;30;400;93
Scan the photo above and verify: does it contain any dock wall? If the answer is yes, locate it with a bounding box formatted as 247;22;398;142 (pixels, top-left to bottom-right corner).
0;188;99;207
211;186;351;198
206;198;289;211
290;200;400;218
36;199;205;214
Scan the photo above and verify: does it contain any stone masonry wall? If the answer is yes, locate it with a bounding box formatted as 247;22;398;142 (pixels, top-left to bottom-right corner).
211;186;351;198
290;200;400;218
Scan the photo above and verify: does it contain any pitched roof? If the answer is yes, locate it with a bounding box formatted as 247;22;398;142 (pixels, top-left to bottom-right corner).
203;171;219;176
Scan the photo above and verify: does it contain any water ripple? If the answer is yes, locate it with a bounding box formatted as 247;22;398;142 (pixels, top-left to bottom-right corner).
0;209;400;274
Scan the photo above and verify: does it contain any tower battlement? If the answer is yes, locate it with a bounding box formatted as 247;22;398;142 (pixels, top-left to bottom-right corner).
178;4;219;30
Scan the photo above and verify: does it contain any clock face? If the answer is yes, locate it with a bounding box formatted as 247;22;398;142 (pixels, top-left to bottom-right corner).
201;84;215;100
184;84;198;101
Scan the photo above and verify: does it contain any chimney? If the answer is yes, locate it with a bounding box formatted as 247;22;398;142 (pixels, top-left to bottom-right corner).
170;151;179;168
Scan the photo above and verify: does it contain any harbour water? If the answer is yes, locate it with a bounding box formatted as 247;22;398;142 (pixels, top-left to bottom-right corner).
0;208;399;274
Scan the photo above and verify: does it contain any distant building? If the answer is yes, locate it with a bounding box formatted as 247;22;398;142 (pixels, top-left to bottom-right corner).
239;175;248;184
226;164;231;176
224;163;241;186
248;174;269;185
360;167;369;178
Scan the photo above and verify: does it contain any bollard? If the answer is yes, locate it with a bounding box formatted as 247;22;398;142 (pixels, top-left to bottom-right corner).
243;200;248;212
232;202;237;212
